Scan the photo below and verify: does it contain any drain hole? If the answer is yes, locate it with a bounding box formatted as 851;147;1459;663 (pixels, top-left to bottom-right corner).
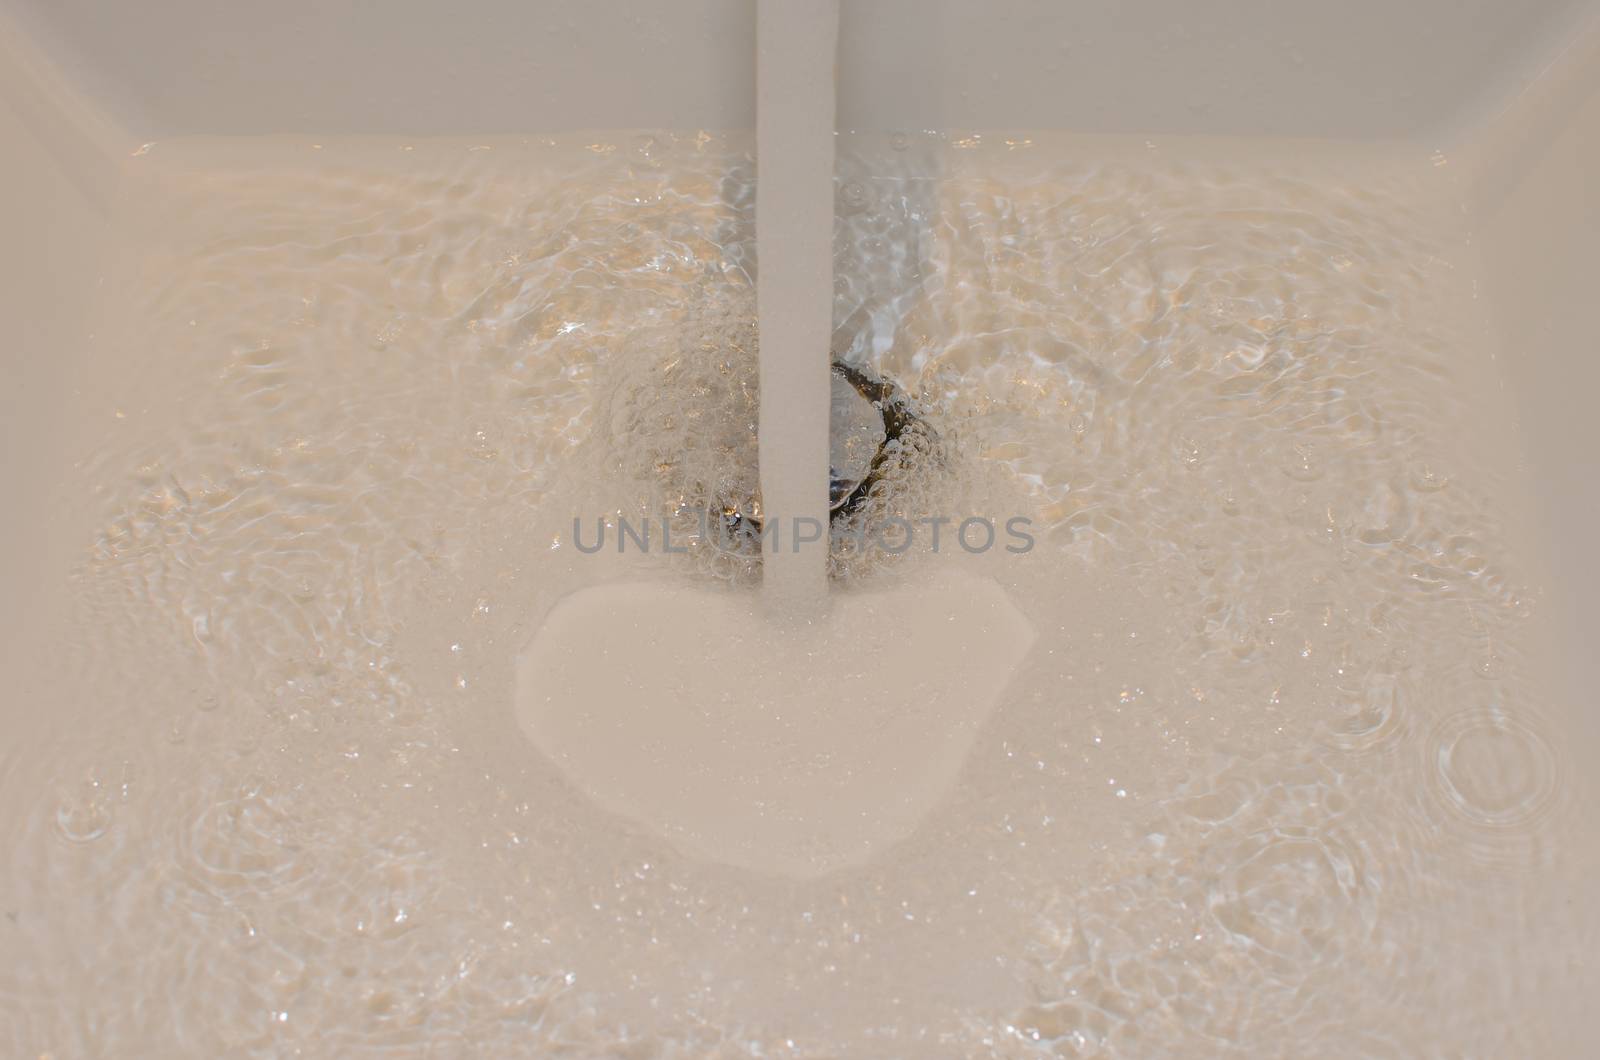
828;360;930;523
718;361;938;555
587;296;946;583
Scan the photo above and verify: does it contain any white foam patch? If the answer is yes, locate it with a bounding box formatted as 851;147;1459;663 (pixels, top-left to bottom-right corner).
515;571;1035;876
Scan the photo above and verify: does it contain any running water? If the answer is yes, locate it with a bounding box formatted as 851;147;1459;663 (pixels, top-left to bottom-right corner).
4;128;1594;1059
756;0;839;604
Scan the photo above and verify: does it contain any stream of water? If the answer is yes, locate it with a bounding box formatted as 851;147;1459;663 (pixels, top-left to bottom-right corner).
755;0;840;604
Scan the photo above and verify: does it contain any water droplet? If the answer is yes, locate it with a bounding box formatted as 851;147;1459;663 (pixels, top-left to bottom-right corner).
55;784;112;843
1430;711;1557;829
631;134;667;164
889;132;910;151
1283;443;1323;481
1320;671;1407;754
1173;435;1202;468
838;180;871;213
1409;462;1449;493
1427;710;1561;877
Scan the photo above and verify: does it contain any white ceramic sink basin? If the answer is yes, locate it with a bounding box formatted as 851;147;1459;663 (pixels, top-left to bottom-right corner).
3;2;1598;1055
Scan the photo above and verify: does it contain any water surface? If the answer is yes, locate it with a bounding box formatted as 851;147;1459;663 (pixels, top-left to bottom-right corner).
0;131;1592;1057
